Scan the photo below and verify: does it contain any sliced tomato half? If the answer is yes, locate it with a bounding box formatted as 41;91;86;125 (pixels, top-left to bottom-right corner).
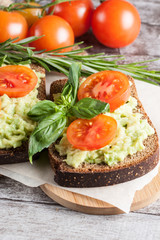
78;71;130;112
67;115;117;151
0;65;38;98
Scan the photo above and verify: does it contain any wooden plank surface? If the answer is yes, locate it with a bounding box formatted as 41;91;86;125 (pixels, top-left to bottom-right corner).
1;177;160;240
1;0;160;239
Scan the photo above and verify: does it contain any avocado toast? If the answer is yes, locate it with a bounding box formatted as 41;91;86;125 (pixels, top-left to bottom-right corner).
0;64;46;164
48;76;159;188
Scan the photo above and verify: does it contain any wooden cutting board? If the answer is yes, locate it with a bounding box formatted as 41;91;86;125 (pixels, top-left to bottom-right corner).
41;168;160;215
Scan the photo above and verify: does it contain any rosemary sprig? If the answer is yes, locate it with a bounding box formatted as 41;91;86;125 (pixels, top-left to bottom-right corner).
0;0;71;13
0;36;160;85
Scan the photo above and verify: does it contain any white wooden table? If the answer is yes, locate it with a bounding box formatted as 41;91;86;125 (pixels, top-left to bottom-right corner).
1;1;160;239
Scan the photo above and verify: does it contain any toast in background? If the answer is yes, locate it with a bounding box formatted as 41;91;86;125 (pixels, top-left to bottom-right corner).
0;64;46;164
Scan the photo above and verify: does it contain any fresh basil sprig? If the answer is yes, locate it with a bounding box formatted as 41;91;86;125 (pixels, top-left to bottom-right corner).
28;63;110;163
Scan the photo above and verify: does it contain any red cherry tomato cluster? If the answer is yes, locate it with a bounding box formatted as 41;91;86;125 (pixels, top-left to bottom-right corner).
48;0;94;37
0;0;141;51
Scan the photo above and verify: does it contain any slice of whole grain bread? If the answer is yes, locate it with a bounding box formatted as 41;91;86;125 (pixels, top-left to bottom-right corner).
49;76;159;187
0;64;46;164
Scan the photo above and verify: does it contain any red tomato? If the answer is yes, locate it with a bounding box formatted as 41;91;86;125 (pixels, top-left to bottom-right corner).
0;11;28;43
28;15;74;52
18;2;46;27
78;71;130;112
67;115;117;150
48;0;94;37
0;65;38;98
91;0;141;48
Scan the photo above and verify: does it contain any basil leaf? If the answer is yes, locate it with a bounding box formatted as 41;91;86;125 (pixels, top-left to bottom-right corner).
61;62;81;106
70;98;110;119
29;112;67;163
61;84;74;105
28;100;60;122
68;62;81;103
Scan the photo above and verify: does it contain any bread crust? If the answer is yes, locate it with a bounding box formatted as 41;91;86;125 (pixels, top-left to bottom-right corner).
49;76;159;187
49;145;159;187
0;64;46;164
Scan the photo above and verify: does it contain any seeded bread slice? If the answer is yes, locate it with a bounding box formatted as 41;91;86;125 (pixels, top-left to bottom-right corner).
0;64;46;165
49;77;159;187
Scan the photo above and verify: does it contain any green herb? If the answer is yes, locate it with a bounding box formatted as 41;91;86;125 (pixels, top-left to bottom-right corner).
0;0;71;15
28;63;110;163
28;100;60;122
1;36;159;162
0;36;160;85
61;62;81;106
70;98;110;119
29;112;67;163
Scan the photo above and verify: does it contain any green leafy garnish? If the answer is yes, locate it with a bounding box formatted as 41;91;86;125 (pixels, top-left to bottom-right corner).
0;0;71;14
61;62;81;106
70;98;110;119
28;63;110;163
0;37;160;85
28;100;60;122
29;112;67;164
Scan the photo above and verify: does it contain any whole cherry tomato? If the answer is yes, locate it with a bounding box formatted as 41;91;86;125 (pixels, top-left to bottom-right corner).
18;2;46;27
92;0;141;48
0;65;38;98
48;0;94;37
67;115;117;150
78;70;130;112
0;11;28;43
28;15;74;52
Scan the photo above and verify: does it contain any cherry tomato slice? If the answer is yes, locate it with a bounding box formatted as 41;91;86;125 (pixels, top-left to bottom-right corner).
67;115;117;151
78;71;130;112
0;65;38;98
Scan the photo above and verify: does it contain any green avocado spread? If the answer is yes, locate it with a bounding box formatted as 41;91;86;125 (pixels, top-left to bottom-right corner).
55;96;155;168
0;65;45;149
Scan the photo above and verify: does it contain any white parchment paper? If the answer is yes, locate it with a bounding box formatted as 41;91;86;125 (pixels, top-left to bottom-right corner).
0;73;159;213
